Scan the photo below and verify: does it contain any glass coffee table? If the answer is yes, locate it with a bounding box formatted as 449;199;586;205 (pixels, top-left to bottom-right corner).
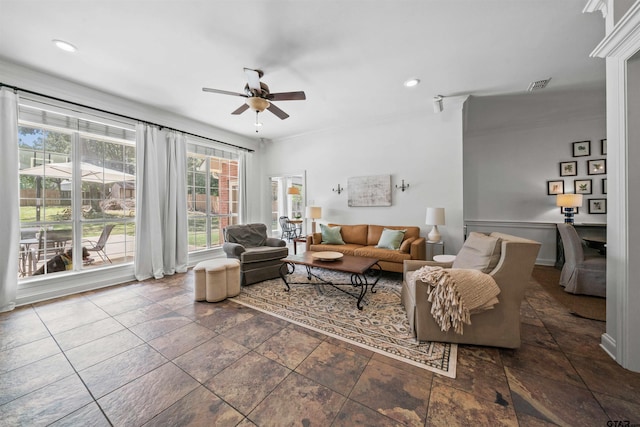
279;251;381;310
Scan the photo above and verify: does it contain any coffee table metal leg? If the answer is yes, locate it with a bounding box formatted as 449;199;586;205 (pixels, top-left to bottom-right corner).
350;273;369;310
279;262;295;292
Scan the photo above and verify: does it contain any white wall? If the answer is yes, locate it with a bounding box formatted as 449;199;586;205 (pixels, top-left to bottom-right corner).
259;102;466;254
463;87;607;262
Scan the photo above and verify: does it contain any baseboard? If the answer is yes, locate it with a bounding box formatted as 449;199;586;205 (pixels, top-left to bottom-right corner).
600;333;616;361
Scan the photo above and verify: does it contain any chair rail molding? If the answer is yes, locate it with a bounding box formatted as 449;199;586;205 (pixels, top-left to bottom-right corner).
464;220;557;266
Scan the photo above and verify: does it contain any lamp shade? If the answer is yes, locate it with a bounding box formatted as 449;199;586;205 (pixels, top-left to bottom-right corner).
556;194;583;208
306;206;322;219
425;207;445;225
287;186;300;195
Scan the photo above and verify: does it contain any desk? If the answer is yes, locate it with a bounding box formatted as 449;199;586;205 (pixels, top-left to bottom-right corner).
583;236;606;255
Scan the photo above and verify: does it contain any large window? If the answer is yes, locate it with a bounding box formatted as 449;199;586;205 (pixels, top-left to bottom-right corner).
186;143;239;251
18;102;136;278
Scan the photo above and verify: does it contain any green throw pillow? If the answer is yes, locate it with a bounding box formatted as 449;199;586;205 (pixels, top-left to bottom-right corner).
320;224;345;245
376;228;406;250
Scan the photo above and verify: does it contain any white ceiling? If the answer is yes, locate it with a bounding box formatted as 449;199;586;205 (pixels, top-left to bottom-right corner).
0;0;606;141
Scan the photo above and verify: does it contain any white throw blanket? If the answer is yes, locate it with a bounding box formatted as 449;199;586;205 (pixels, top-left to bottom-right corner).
413;266;500;334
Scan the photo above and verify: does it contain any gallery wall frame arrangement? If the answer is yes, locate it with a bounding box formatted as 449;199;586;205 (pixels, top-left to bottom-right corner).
588;198;607;214
560;161;578;176
547;180;564;195
574;179;592;194
572;140;591;157
547;139;607;219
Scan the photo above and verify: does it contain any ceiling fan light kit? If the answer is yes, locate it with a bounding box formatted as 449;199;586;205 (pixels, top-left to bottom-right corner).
202;68;306;129
247;97;270;112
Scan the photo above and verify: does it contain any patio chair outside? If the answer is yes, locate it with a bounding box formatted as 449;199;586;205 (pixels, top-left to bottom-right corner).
83;224;115;263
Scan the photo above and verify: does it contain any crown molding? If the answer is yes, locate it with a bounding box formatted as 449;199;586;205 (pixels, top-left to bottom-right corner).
583;0;609;18
591;1;640;58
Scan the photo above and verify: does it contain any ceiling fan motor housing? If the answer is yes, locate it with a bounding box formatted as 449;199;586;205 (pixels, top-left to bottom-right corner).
244;82;270;98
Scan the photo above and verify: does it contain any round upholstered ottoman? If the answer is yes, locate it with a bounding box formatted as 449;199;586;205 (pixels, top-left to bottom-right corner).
194;259;241;302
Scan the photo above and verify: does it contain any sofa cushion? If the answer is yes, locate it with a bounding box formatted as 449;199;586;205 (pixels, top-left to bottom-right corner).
354;246;411;263
376;228;406;250
320;224;345;244
453;232;502;273
309;243;362;256
399;236;416;253
329;224;368;245
241;246;289;263
367;225;420;246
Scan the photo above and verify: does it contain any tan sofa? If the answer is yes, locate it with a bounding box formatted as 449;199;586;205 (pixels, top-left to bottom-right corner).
305;224;426;273
401;232;541;348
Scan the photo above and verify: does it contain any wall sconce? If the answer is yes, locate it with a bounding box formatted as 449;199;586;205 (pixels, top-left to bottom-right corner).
395;179;410;192
332;184;344;194
433;95;444;113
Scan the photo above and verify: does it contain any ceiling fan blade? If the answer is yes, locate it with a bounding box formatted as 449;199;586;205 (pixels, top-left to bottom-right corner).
269;91;306;101
202;87;247;97
244;68;262;92
231;103;250;115
267;103;290;120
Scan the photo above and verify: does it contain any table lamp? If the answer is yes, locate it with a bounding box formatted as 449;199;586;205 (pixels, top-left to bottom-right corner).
425;207;445;242
306;206;322;234
557;194;583;224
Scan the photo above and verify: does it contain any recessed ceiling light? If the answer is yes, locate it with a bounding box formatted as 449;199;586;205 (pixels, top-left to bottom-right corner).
52;39;77;53
404;78;420;88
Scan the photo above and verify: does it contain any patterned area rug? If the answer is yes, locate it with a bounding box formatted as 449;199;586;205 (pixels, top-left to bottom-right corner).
231;270;457;378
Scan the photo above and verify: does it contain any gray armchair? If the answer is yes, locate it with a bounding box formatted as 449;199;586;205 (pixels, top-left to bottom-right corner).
222;223;288;285
557;224;606;297
402;232;541;348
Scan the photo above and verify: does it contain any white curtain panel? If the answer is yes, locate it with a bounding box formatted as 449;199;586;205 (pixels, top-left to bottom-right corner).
134;124;188;280
0;88;20;312
238;150;249;223
162;131;188;275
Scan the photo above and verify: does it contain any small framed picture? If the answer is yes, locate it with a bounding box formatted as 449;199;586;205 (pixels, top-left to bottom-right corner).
574;179;592;194
587;159;607;175
573;140;591;157
559;161;577;176
602;178;607;194
547;180;564;195
601;138;607;155
588;198;607;214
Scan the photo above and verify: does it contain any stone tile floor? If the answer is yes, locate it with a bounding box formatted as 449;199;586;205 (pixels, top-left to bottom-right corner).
1;266;639;426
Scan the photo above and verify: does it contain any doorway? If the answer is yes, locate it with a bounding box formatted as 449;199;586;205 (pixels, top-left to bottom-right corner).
269;173;305;238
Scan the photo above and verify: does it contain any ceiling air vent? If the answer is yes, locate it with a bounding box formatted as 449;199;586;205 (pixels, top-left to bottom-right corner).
527;78;551;92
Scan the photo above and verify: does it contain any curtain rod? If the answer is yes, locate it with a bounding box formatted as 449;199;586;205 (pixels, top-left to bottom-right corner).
0;82;255;153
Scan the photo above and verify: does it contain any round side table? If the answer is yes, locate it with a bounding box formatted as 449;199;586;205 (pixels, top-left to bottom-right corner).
433;254;456;263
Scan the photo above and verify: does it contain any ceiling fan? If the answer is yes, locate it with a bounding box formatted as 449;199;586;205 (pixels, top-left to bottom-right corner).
202;68;306;121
